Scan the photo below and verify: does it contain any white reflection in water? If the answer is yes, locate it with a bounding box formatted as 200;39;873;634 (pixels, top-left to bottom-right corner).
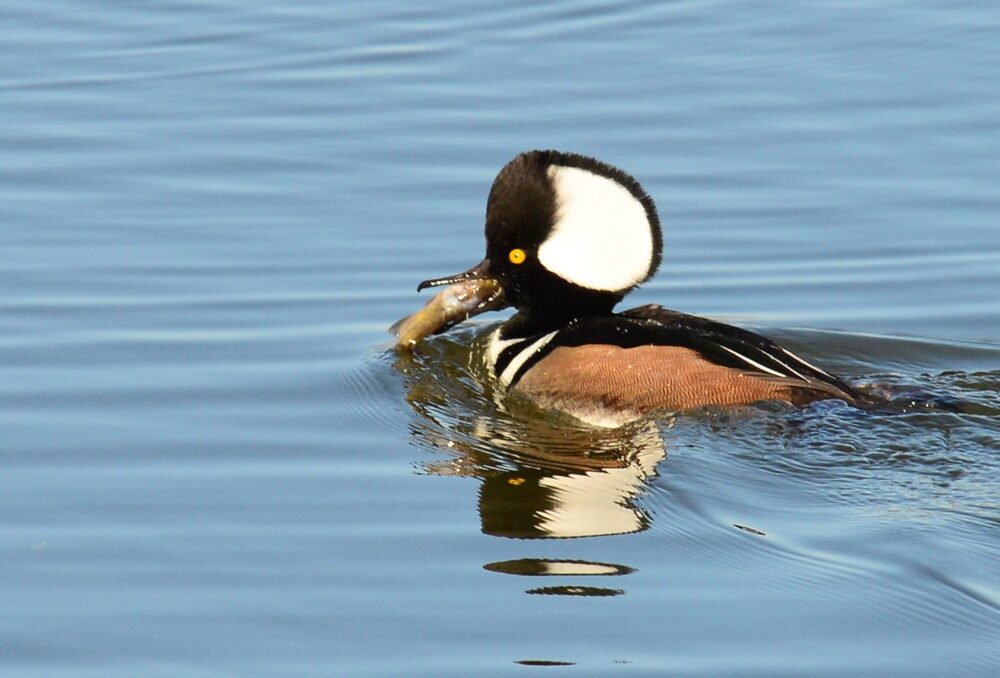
397;338;667;539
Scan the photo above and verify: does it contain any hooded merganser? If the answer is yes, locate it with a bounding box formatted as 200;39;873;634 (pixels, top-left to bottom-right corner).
412;150;864;426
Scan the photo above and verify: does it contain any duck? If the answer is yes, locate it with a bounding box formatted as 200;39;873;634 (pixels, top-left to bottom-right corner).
409;149;865;426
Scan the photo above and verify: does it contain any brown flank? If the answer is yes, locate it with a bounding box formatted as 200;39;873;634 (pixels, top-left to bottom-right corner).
514;344;847;414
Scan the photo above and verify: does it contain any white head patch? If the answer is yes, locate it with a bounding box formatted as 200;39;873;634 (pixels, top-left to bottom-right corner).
537;164;654;292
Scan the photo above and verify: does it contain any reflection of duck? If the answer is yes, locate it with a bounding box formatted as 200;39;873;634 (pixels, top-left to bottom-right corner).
477;423;663;539
407;150;867;426
396;344;666;539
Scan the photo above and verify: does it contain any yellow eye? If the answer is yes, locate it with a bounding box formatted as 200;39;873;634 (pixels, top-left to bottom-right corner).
508;248;526;265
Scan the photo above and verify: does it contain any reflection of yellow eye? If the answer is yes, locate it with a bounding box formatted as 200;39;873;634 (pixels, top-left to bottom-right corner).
508;248;526;265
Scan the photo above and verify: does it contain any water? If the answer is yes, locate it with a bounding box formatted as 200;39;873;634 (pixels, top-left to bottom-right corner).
2;1;998;675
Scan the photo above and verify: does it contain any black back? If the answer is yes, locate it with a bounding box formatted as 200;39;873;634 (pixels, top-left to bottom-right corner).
499;304;859;401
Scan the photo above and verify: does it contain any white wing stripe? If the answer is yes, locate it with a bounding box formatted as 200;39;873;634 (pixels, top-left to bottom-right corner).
779;346;835;379
757;352;809;381
718;345;786;378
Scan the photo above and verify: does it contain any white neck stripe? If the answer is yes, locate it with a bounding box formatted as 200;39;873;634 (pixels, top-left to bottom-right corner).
498;330;558;387
486;332;521;371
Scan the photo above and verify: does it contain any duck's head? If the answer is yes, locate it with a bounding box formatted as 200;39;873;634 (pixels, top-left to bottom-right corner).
420;150;662;322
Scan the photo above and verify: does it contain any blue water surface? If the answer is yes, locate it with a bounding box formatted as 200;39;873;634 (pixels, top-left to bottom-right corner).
1;1;998;676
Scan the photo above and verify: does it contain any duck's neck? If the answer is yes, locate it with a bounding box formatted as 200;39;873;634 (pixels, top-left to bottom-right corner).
500;307;613;339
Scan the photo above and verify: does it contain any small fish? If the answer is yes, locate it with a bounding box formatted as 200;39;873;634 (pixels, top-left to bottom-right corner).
391;278;504;349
